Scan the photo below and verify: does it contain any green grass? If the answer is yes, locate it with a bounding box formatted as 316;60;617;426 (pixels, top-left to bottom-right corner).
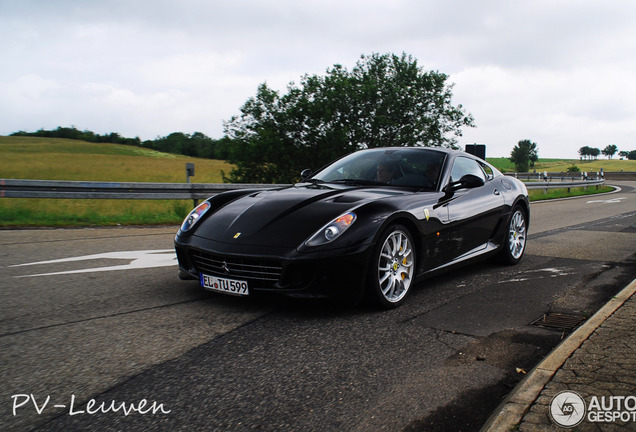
528;186;615;201
0;199;193;227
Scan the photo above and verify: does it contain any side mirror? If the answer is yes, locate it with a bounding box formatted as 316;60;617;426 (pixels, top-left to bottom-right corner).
444;174;485;196
300;169;313;180
458;174;485;189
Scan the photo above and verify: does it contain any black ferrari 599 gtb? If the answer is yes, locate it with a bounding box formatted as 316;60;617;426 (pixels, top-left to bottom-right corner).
175;147;529;308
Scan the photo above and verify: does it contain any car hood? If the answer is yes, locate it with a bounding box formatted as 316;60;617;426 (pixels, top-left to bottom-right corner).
193;185;410;248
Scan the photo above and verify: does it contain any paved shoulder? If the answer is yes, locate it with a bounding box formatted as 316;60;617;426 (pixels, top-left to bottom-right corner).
482;278;636;431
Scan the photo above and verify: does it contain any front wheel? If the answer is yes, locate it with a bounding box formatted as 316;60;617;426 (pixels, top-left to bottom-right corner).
367;225;416;309
499;206;527;264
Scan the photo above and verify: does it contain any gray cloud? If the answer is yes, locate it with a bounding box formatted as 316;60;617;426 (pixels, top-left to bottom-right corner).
1;0;635;158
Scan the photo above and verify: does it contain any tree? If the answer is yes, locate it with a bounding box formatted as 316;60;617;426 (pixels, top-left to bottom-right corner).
579;146;601;160
579;146;591;160
510;140;539;172
223;83;297;183
223;52;475;183
602;144;618;159
590;147;600;159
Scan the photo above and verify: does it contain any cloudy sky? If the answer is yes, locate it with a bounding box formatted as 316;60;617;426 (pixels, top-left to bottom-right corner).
1;0;635;158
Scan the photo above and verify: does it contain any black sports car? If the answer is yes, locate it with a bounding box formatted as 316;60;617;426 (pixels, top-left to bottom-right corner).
175;147;529;308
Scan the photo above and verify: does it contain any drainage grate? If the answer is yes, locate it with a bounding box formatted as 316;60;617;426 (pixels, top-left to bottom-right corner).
530;312;586;332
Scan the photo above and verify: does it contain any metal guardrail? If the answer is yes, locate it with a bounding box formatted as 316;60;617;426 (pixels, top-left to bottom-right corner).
0;179;283;200
520;179;606;193
0;178;605;200
511;171;636;181
510;173;603;182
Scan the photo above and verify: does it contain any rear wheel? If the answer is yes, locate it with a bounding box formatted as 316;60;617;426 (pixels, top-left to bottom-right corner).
367;225;416;309
500;206;527;264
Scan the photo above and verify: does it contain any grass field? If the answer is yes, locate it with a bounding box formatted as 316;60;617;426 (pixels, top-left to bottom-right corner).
0;136;230;227
0;136;231;182
487;157;636;173
528;185;615;201
0;136;629;227
1;199;193;227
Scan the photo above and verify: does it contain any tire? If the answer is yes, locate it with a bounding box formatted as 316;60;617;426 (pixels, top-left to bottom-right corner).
367;225;416;309
499;206;527;265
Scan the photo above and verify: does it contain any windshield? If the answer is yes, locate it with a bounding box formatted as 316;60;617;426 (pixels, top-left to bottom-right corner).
311;148;447;191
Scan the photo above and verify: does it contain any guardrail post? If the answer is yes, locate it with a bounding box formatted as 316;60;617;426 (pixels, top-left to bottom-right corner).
185;163;197;207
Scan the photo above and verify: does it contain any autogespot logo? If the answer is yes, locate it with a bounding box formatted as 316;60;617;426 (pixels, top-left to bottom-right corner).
550;391;586;428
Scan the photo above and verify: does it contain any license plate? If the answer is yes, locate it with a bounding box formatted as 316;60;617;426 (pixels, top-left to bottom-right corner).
200;273;249;296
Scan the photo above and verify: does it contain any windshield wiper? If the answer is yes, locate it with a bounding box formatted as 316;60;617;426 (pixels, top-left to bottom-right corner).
329;179;389;186
297;178;332;188
306;178;326;185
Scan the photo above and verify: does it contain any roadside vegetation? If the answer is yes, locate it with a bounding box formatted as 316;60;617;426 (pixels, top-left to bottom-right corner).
1;199;192;227
528;186;615;201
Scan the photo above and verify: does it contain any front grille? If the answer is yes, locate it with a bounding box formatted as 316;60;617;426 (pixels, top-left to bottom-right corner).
190;250;283;288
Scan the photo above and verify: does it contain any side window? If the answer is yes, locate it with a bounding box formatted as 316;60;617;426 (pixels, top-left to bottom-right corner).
450;157;486;183
480;162;495;180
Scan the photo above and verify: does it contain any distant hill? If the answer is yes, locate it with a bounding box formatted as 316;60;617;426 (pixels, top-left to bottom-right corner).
0;136;232;183
486;157;636;173
2;136;633;183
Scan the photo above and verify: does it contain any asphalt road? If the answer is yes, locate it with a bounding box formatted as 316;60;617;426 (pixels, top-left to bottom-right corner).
1;182;635;432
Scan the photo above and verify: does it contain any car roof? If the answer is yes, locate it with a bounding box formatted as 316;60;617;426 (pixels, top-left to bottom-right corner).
357;146;482;160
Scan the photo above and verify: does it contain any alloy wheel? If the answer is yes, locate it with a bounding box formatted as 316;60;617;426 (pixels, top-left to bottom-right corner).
377;229;415;303
508;209;526;260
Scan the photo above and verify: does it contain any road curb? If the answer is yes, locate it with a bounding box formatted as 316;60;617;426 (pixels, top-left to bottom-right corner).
480;277;636;432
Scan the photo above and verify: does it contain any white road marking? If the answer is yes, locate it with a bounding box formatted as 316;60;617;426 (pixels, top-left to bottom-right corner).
499;267;575;283
11;249;177;278
586;197;626;204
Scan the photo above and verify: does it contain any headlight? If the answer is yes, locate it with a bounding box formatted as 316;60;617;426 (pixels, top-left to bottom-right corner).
180;201;211;232
305;212;356;247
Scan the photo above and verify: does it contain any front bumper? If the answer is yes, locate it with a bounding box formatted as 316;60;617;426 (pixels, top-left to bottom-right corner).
175;234;374;299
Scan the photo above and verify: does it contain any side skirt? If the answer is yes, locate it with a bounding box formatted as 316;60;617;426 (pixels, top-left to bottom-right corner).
420;241;500;277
